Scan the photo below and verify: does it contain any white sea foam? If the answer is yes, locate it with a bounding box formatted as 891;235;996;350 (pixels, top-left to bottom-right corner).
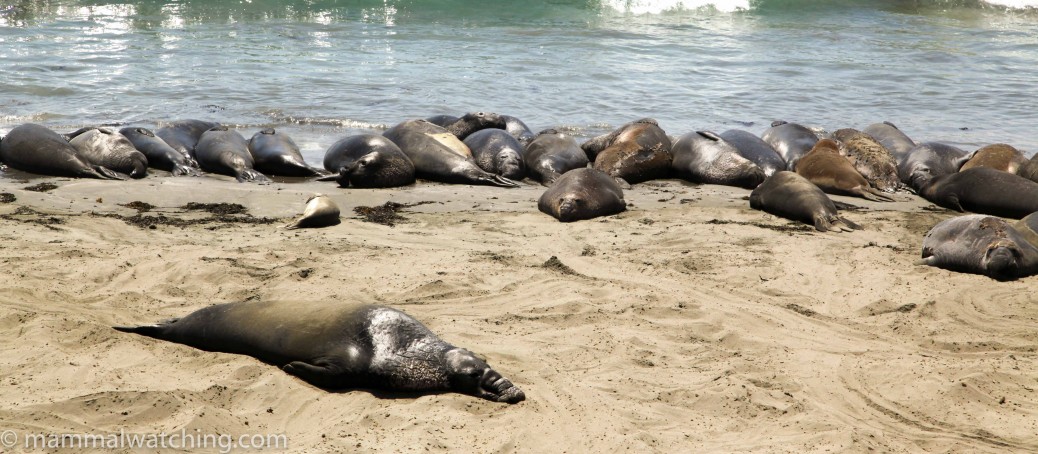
599;0;750;14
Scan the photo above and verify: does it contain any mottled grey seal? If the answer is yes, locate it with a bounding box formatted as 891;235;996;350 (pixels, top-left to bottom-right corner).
322;134;415;188
383;119;518;187
0;123;124;179
524;129;590;186
919;167;1038;219
113;300;525;403
194;126;271;183
760;120;820;171
501;115;535;146
538;168;626;222
796;139;894;202
897;142;969;192
284;194;340;229
120;127;201;176
921;214;1038;280
862;121;916;163
830;128;901;192
719;129;786;177
959;143;1027;174
463;129;526;180
248;129;328;177
581;118;673;184
670;131;766;189
68;127;149;179
749;171;860;232
155;119;221;160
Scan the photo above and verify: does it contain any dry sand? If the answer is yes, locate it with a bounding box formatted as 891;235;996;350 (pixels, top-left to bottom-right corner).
0;172;1035;453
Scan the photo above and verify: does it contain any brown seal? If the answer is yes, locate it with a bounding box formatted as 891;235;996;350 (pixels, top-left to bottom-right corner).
795;139;894;202
830;128;901;192
581;118;672;184
959;143;1027;174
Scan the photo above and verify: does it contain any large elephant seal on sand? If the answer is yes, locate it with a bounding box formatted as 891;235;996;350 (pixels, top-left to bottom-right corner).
719;129;786;177
863;121;916;163
68;127;149;179
581;118;673;184
921;214;1038;280
383;119;518;187
523;129;589;186
120;127;201;176
114;300;525;403
830;128;901;192
796;139;894;202
323;134;415;188
750;171;860;232
463;129;526;180
194;126;271;183
919;167;1038;219
0;123;125;179
761;120;819;171
155;119;221;159
248;129;328;177
959;143;1027;174
1017;153;1038;183
538;168;626;222
897;142;969;192
670;131;765;189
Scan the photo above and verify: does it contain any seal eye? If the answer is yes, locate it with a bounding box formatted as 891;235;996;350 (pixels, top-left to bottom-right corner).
468;370;482;378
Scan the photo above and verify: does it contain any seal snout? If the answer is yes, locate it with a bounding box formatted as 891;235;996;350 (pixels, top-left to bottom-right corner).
985;245;1019;278
480;369;525;404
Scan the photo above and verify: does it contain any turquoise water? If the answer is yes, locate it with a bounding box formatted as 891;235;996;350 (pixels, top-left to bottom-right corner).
2;0;1037;165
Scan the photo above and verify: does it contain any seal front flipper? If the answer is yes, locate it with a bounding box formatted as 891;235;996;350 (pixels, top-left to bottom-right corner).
283;358;350;389
93;165;129;180
112;318;180;338
171;164;202;177
486;174;520;188
235;169;271;184
857;187;895;202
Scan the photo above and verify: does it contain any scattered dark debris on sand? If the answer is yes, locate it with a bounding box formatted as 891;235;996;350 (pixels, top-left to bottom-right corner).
864;241;908;253
182;202;247;215
24;183;58;192
353;201;434;226
98;203;276;230
581;246;597;257
706;218;813;233
0;193;16;203
542;256;582;276
121;201;154;212
785;303;818;317
1;206;65;230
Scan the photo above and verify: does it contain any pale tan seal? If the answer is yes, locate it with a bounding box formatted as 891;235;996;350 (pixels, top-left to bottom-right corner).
959;143;1027;174
284;194;341;229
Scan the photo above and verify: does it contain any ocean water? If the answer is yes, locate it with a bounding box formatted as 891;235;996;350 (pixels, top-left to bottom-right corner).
1;0;1037;167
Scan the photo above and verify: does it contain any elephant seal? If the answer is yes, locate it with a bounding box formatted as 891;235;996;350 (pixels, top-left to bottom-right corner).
1012;212;1038;247
538;168;626;222
68;127;149;179
501;115;535;146
0;123;124;179
284;194;340;229
796;139;894;202
719;129;786;177
322;134;415;188
194;126;271;183
959;143;1027;174
120;127;201;176
1017;153;1038;183
581;118;673;184
862;121;916;163
248;129;328;177
897;142;969;192
919;167;1038;219
760;120;820;171
442;112;507;140
113;300;525;403
830;128;901;192
921;214;1038;280
155;119;221;160
463;129;526;180
383;119;518;187
524;129;590;186
424;115;459;128
749;171;860;232
670;131;766;189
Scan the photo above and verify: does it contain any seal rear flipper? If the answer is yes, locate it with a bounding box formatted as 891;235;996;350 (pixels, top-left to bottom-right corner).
858;187;896;202
235;169;272;184
476;173;520;188
315;174;339;182
813;216;832;232
113;318;180;339
171;164;201;177
836;217;861;231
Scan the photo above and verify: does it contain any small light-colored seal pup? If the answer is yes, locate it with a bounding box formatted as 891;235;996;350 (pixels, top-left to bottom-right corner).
284;194;340;229
154;119;221;159
538;168;626;222
463;129;526;180
0;123;125;179
580;118;673;184
897;142;970;192
749;171;860;232
383;119;518;187
920;214;1038;280
862;121;916;163
68;127;149;179
719;129;786;177
322;134;415;188
119;127;201;176
248;128;329;177
796;139;894;202
113;300;525;403
523;129;590;186
760;120;820;171
194;126;271;183
830;128;901;192
670;131;766;189
959;143;1027;174
919;167;1038;219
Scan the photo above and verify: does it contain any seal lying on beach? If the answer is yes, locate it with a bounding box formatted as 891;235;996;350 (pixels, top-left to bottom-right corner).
68;127;149;179
194;126;271;183
248;129;328;177
501;115;535;146
383;119;518;187
749;171;860;232
120;127;201;176
919;167;1038;219
284;194;340;229
897;142;969;192
830;128;901;192
670;131;766;189
0;123;125;179
538;168;626;222
463;128;526;181
523;129;590;186
719;129;786;177
862;121;916;163
323;134;415;188
114;300;525;403
921;214;1038;280
959;143;1027;174
155;119;221;160
796;139;894;202
581;118;673;184
441;112;507;140
761;120;819;171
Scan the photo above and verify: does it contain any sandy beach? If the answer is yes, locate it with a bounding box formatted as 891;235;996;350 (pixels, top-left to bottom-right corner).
0;171;1035;453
